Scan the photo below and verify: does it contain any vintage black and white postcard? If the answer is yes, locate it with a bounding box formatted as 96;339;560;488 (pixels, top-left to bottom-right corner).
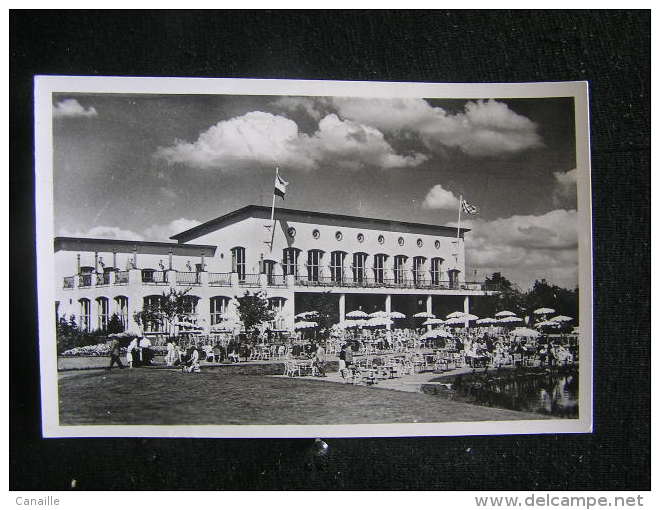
35;76;592;438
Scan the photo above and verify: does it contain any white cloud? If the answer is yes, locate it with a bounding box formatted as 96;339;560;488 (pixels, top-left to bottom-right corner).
155;111;426;171
59;226;144;240
553;168;578;205
271;97;325;121
144;218;202;241
452;209;578;289
422;184;460;210
53;98;98;119
332;98;543;157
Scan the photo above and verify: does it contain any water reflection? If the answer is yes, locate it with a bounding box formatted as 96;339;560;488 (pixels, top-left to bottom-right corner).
422;367;579;418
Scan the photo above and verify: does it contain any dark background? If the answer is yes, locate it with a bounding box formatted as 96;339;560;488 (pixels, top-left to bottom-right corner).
10;11;650;490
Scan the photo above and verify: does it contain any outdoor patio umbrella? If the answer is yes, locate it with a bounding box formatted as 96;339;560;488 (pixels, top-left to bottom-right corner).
346;310;369;319
421;329;453;339
498;316;523;324
444;316;469;326
535;320;560;329
295;311;318;319
446;311;465;319
294;321;318;330
511;327;540;338
342;319;366;328
495;310;517;318
369;310;389;318
550;315;573;322
534;307;556;315
462;314;479;321
364;317;393;328
476;317;497;325
412;311;435;318
388;311;406;319
423;318;445;326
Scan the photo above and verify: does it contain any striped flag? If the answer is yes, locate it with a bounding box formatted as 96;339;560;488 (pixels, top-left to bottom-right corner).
274;172;288;199
461;199;479;215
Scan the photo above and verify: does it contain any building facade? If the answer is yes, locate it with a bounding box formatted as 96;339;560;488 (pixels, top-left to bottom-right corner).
55;205;498;335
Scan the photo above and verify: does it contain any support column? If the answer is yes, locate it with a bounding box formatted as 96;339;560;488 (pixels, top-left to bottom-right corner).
385;294;392;330
426;295;433;331
338;293;346;323
463;295;470;329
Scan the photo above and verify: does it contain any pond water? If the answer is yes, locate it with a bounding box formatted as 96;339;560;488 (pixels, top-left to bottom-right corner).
422;366;579;418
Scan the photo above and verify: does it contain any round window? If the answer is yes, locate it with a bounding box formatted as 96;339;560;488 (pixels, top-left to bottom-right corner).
417;238;424;248
357;233;365;243
398;236;405;246
287;227;296;238
435;240;441;249
378;234;385;245
312;229;320;239
335;231;343;241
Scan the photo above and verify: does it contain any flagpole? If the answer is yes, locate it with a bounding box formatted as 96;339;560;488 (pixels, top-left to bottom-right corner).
455;194;462;264
270;167;278;223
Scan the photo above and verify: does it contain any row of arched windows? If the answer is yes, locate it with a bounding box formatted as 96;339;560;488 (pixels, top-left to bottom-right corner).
274;247;448;284
78;296;128;332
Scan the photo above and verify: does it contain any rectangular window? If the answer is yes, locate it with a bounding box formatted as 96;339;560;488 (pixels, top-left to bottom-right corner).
431;258;443;285
97;297;109;331
232;247;246;282
282;248;299;278
115;296;128;329
394;255;407;284
79;299;90;332
330;251;345;283
353;253;367;283
413;257;426;285
373;254;387;283
307;250;322;282
210;296;229;326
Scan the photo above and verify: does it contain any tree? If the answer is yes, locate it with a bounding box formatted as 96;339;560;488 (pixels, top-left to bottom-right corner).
472;272;525;318
133;287;195;337
296;291;338;337
235;290;275;335
106;313;124;334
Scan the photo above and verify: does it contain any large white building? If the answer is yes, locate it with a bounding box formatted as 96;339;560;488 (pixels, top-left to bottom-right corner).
54;205;498;335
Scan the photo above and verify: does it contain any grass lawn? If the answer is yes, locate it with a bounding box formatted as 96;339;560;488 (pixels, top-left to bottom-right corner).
58;368;547;425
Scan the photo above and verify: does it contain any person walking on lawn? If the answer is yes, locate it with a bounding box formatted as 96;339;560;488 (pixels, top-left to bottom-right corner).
108;338;125;370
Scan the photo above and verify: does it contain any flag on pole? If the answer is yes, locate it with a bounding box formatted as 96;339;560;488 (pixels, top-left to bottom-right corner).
461;199;479;215
274;171;288;199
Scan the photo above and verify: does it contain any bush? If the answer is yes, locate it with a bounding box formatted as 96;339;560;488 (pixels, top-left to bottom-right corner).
56;315;110;354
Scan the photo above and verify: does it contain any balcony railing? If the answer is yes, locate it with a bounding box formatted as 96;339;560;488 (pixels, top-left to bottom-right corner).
142;270;168;284
238;273;261;287
176;271;200;285
59;269;500;293
208;272;232;286
115;270;129;284
265;274;286;287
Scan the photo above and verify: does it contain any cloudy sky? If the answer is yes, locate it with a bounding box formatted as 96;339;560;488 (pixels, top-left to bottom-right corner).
52;92;578;290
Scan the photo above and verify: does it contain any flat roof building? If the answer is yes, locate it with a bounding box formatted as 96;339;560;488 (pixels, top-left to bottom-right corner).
54;205;497;335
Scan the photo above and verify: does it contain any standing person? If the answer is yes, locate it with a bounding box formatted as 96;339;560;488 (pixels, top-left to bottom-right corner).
314;343;326;377
126;337;138;369
108;337;125;370
139;336;152;365
338;344;348;380
166;339;176;367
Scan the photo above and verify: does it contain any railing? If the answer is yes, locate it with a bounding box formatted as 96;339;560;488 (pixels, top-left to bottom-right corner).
238;273;261;287
63;276;74;289
78;274;92;287
142;270;168;284
96;273;111;286
208;272;232;286
176;271;200;285
115;270;129;284
265;274;286;287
